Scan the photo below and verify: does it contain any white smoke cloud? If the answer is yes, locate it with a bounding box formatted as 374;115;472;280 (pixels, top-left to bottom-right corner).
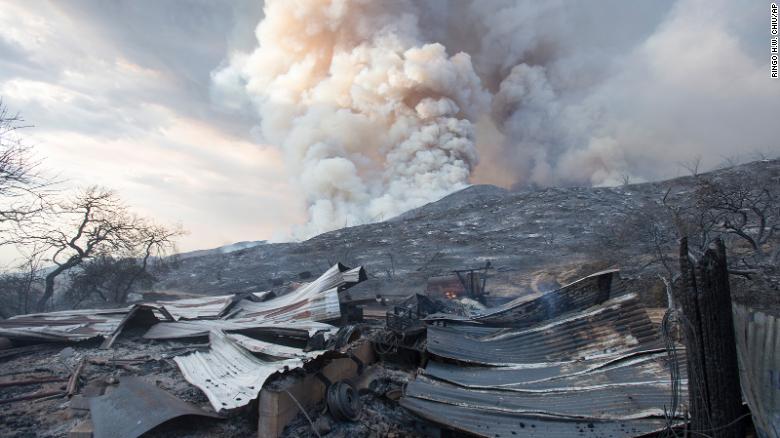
214;0;779;236
469;0;778;187
213;0;488;235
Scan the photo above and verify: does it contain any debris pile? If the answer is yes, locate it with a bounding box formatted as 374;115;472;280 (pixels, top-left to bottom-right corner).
0;263;703;438
0;263;371;438
401;269;690;437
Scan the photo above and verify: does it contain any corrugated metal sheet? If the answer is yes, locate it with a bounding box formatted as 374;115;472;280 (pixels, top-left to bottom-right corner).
426;293;662;366
426;269;617;327
400;396;674;438
174;330;325;411
733;304;780;437
0;263;365;346
423;350;683;392
406;375;677;420
0;307;135;342
226;333;329;359
88;376;221;438
403;271;685;438
144;263;365;340
231;265;364;319
143;317;335;340
148;294;240;321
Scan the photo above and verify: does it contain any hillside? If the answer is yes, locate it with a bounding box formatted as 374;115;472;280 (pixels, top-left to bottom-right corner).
153;159;780;310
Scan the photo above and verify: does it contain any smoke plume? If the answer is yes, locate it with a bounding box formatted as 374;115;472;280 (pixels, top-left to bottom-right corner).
213;0;778;236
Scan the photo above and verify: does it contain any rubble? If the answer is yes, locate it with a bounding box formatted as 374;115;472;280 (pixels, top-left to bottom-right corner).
2;258;772;438
0;263;368;437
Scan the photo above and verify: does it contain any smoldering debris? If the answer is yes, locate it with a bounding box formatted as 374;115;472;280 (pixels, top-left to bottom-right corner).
2;259;765;438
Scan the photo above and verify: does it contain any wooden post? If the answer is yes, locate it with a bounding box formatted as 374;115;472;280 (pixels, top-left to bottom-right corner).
678;237;744;437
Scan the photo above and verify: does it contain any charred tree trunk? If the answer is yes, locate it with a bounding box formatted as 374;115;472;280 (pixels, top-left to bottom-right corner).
36;263;69;312
678;237;744;437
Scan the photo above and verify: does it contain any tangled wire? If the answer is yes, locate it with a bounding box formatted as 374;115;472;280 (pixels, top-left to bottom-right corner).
372;330;400;355
661;308;750;438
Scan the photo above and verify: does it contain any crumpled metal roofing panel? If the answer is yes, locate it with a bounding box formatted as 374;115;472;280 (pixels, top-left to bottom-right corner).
144;263;364;340
230;264;364;319
423;350;683;392
403;273;685;437
226;332;329;359
733;304;780;437
230;286;341;322
426;269;618;327
89;376;221;438
0;263;364;346
143;317;336;340
400;396;674;438
406;375;677;420
0;307;134;342
148;294;240;321
427;293;661;366
174;330;324;411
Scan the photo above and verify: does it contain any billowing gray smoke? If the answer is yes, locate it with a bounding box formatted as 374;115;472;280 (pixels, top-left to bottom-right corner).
213;0;778;236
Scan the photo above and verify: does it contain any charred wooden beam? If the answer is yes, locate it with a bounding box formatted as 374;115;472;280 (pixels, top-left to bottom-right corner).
677;237;744;437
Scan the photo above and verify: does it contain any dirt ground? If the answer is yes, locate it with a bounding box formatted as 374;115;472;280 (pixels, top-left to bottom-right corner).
0;326;255;438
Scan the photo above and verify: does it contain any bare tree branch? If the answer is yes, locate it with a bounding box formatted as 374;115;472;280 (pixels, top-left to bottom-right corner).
0;100;54;244
18;186;184;311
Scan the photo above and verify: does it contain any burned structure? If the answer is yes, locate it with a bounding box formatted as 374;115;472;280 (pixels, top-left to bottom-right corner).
0;255;772;438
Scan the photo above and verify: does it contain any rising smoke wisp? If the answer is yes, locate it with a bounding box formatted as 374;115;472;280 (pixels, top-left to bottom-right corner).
213;0;778;236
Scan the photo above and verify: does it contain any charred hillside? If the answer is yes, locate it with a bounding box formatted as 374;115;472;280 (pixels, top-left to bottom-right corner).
154;159;780;309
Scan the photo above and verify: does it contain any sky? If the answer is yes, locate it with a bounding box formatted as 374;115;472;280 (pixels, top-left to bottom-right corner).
0;1;305;259
0;0;777;265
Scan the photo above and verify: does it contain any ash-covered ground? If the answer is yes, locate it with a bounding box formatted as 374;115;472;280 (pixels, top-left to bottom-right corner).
154;159;780;312
0;325;258;438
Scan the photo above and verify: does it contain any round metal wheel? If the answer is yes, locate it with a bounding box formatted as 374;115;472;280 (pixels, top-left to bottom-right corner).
326;381;360;421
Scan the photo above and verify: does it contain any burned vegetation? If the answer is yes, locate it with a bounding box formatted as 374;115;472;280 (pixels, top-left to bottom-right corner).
1;159;780;438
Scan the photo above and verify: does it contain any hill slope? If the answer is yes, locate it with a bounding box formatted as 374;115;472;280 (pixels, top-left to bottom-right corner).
154;159;780;308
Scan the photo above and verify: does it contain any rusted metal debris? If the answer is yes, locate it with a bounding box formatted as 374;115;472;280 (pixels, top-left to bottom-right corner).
733;304;780;437
402;271;688;437
88;376;221;438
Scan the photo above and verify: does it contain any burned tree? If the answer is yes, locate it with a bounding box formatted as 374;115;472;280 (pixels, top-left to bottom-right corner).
0;101;49;243
24;186;182;311
64;223;182;306
0;248;44;317
694;174;780;265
